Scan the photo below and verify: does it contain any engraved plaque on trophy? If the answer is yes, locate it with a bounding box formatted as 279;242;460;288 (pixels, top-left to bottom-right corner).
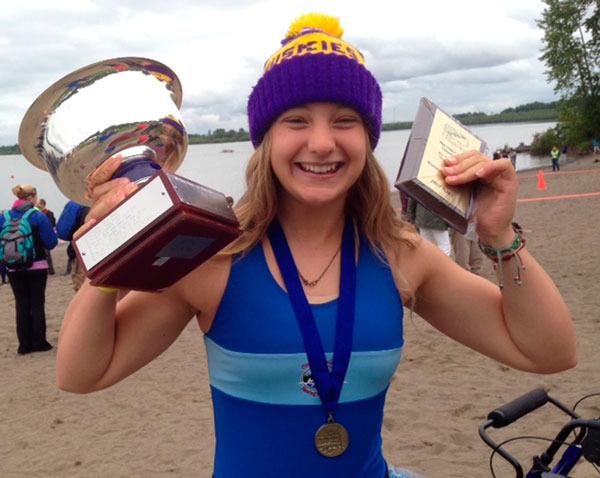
394;97;488;234
74;170;239;290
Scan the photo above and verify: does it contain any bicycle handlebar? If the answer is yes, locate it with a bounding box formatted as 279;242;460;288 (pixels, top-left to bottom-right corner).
488;388;550;428
480;388;600;477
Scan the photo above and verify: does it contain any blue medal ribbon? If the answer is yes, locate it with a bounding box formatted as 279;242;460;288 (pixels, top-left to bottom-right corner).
267;217;356;416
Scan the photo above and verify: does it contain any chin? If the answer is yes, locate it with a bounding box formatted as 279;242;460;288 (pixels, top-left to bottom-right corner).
297;191;347;207
281;182;352;208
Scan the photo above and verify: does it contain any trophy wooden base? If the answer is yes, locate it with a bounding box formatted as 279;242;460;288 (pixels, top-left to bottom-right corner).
74;170;241;291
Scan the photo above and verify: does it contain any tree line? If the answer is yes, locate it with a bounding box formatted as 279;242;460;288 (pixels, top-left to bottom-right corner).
189;128;249;144
383;102;558;132
531;0;599;155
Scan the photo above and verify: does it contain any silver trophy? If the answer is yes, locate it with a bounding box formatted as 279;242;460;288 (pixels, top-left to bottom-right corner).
18;57;240;290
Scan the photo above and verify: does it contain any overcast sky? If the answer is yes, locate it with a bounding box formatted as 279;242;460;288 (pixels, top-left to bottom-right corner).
1;0;556;146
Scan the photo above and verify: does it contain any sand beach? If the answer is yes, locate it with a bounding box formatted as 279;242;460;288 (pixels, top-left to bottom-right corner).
1;154;599;477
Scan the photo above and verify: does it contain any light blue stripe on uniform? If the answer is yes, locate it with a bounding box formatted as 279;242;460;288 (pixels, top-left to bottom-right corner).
205;336;402;405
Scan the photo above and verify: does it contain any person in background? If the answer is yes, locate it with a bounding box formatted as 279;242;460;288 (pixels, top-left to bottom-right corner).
56;13;576;478
36;198;56;275
64;243;76;276
450;221;484;276
592;138;599;162
560;145;568;165
398;191;411;221
0;218;7;284
509;149;517;169
0;262;7;285
56;200;89;291
550;145;560;172
36;198;56;226
2;184;57;354
406;199;452;256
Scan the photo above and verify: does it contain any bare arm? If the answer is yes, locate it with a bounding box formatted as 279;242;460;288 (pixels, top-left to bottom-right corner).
56;154;232;392
405;152;576;373
410;239;576;373
57;280;195;393
57;252;232;393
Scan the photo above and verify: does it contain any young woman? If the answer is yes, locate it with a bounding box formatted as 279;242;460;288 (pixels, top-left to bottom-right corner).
57;13;576;478
2;184;57;354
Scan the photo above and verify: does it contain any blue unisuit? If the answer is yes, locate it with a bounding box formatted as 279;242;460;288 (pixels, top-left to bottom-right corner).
206;238;404;477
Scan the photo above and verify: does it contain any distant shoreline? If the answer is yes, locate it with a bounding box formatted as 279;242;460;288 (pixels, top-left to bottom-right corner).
381;117;556;133
0;118;557;156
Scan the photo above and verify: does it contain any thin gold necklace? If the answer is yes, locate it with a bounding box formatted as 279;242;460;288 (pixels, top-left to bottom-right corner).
298;244;342;287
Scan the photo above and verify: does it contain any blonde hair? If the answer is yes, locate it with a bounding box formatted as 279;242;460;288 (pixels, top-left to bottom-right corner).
12;184;37;200
225;133;279;251
223;131;417;296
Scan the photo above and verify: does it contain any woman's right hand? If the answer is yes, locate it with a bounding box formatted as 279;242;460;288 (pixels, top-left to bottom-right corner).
74;155;138;240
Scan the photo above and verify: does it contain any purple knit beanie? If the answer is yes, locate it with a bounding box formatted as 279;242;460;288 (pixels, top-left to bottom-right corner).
247;13;382;149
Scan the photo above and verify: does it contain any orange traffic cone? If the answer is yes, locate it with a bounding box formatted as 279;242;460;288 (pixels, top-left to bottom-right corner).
537;170;547;191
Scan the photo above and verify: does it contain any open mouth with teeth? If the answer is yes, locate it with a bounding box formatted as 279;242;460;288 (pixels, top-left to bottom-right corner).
296;162;344;175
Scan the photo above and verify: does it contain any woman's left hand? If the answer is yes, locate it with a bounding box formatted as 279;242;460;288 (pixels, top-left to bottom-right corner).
442;151;517;247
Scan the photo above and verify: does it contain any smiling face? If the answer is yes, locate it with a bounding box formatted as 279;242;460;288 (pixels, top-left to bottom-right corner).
269;103;368;210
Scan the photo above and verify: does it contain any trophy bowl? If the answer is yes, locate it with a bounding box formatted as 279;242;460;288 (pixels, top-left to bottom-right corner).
18;57;241;290
19;57;189;205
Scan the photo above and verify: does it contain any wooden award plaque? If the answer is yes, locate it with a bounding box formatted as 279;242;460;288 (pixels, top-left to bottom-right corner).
394;98;488;234
74;170;241;291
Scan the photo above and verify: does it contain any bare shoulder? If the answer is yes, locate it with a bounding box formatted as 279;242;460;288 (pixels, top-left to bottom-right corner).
171;253;233;332
397;227;421;251
396;227;482;303
399;228;439;263
392;228;449;298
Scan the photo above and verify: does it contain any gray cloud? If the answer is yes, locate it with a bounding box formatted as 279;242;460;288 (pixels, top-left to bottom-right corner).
381;59;555;123
1;1;557;146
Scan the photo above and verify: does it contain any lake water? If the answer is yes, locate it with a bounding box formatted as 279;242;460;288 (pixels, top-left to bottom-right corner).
1;121;555;215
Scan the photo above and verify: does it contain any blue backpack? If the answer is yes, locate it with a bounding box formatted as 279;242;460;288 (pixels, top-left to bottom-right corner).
0;208;37;269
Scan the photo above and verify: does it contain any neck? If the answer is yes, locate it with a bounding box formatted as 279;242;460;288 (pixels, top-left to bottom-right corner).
277;198;346;247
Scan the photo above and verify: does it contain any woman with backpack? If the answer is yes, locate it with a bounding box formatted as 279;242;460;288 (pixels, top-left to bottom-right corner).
1;184;57;354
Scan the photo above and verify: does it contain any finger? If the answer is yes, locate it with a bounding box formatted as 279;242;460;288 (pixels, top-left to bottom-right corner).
473;158;515;183
443;152;489;174
73;218;97;240
87;182;138;222
442;152;490;179
92;154;124;182
445;158;512;186
444;150;482;165
84;155;124;200
88;177;131;203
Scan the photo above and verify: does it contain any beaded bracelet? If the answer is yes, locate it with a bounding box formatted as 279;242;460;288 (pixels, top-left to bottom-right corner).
478;224;526;289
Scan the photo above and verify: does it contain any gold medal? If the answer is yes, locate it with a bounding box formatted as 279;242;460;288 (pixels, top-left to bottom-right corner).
314;419;349;457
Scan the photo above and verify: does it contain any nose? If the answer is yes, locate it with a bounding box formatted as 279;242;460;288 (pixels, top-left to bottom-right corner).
307;121;335;156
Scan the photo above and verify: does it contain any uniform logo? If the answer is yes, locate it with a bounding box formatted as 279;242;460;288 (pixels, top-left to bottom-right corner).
299;360;333;397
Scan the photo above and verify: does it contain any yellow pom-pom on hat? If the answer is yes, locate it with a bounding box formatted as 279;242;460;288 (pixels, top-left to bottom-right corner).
269;12;360;68
285;13;343;41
